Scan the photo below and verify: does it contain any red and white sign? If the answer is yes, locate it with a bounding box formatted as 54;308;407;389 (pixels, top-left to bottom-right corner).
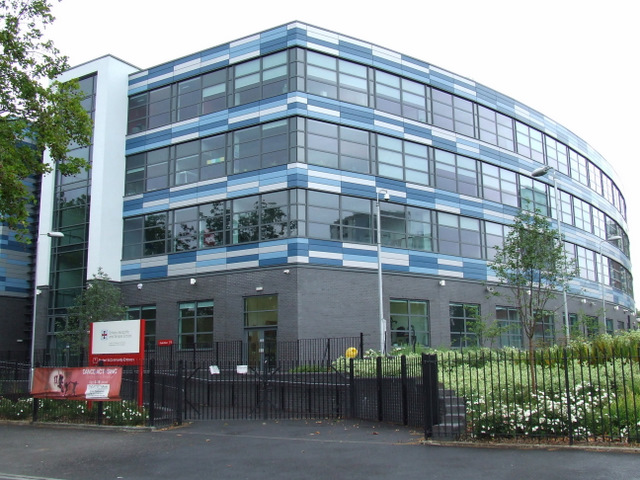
31;367;123;401
157;339;173;346
89;319;146;407
89;319;145;366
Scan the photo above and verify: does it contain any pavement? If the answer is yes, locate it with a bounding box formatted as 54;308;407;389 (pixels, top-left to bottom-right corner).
0;420;639;480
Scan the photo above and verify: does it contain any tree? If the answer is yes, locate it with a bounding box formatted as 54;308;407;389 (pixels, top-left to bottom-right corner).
490;210;578;389
1;0;92;236
57;268;127;352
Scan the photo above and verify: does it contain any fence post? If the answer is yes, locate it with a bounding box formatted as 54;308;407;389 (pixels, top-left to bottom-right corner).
359;333;364;359
176;360;184;426
149;359;155;427
422;353;439;439
401;355;408;426
563;348;574;445
349;358;355;418
376;356;383;421
96;361;104;425
32;397;39;422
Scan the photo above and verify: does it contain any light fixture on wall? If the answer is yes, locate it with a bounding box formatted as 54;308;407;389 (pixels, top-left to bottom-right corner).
256;286;264;292
137;283;143;290
614;305;620;311
581;298;587;304
283;269;290;274
190;278;197;285
438;280;446;287
486;286;495;293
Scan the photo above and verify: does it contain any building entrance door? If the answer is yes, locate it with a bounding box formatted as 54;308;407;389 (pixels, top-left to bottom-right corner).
247;328;277;370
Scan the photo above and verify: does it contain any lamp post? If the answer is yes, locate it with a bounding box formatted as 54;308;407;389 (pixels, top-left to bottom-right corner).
29;231;64;389
599;235;622;331
531;166;570;342
376;189;389;354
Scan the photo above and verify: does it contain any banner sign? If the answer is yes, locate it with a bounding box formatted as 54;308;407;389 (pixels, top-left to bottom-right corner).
31;367;122;401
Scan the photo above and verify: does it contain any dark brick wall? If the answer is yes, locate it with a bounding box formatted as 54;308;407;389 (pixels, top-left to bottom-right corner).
114;265;632;351
0;295;30;353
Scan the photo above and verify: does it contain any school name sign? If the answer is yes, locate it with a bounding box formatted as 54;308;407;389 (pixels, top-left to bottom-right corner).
89;319;145;366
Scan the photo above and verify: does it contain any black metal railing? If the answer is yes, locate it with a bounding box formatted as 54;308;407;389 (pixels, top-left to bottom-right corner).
436;347;640;444
7;342;640;445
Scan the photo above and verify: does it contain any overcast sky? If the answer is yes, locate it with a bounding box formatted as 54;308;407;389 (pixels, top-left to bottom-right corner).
46;0;640;299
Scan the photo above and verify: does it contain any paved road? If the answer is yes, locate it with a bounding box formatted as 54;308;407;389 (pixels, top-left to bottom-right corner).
0;420;638;480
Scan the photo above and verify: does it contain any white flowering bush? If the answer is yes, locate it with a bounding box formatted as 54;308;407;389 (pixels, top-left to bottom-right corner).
102;400;148;425
0;397;148;426
467;383;614;439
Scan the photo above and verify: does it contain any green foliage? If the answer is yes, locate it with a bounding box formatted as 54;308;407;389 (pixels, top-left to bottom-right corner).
56;268;127;352
0;0;93;236
0;397;147;425
335;332;640;442
491;210;578;343
491;210;578;389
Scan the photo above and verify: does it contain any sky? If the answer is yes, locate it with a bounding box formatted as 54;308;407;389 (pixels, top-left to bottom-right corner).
45;0;640;300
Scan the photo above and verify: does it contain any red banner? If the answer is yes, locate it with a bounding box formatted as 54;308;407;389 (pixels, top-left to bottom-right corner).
31;367;123;401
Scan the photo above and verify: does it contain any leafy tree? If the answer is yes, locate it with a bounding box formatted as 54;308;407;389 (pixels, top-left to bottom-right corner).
467;313;510;349
57;268;127;352
0;0;92;236
491;210;578;389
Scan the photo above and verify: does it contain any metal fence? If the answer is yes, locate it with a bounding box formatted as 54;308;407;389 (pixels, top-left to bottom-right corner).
0;350;442;436
436;347;640;444
30;335;365;370
7;343;640;444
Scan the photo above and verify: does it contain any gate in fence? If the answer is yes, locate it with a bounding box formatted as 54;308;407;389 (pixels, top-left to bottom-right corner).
162;354;444;438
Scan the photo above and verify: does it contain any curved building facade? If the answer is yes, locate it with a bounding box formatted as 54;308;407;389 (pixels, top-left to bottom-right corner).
31;22;634;358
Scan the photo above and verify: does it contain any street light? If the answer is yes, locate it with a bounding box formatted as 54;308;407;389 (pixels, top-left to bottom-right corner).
376;189;390;354
29;231;64;389
531;166;570;342
600;235;622;331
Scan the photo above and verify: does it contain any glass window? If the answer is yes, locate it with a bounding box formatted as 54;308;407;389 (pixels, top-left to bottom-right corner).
569;150;589;186
245;295;278;327
179;300;214;349
437;213;481;258
126;306;157;350
478;106;515;151
532;311;555;345
233;51;288;106
496;306;522;348
573;197;592;233
199;201;229;248
450;303;480;348
519;175;549;214
375;71;401;115
306;119;370;174
233;120;289;173
481;164;518;206
515;121;544;163
144;212;169;256
307;51;338;99
588;161;602;195
545;137;569;176
434;150;478;196
390;299;430;348
202;69;227;115
173;206;199;252
377;135;429;185
431;89;454;131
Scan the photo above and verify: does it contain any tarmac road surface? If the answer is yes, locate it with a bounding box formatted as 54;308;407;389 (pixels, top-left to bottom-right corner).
0;420;638;480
